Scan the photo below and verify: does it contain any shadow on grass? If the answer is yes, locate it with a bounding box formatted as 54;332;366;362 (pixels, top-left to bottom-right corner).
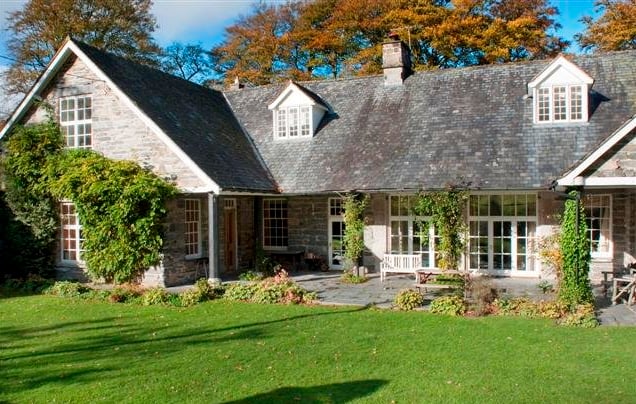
0;303;369;396
222;379;388;404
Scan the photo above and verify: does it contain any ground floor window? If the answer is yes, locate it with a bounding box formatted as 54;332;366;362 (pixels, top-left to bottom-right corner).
184;198;201;258
60;202;83;263
468;194;537;272
584;194;611;257
263;199;288;249
389;195;438;268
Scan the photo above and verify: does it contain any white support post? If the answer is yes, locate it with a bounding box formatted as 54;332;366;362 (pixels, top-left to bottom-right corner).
208;193;221;283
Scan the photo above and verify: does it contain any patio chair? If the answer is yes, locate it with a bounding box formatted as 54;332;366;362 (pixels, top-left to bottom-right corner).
612;272;636;306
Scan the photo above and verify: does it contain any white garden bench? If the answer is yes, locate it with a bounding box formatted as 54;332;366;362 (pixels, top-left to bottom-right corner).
380;254;422;282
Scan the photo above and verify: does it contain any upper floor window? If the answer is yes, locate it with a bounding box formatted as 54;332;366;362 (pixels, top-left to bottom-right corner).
535;84;585;123
275;106;312;139
60;96;92;148
528;55;593;125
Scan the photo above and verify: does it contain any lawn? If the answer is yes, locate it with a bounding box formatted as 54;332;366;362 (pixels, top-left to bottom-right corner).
1;295;634;403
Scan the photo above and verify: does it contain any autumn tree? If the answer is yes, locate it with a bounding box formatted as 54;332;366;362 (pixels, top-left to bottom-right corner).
159;42;213;83
6;0;160;94
212;0;568;85
576;0;636;51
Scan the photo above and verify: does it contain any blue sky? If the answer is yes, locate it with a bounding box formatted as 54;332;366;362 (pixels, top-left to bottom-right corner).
0;0;598;68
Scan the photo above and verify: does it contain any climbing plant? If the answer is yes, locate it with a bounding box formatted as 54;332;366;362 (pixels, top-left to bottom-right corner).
2;119;177;283
413;184;469;270
342;193;369;269
48;149;178;283
558;191;593;308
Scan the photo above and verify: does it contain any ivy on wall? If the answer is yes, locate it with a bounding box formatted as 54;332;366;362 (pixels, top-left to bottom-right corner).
413;184;469;270
342;193;369;269
1;120;177;283
558;191;593;308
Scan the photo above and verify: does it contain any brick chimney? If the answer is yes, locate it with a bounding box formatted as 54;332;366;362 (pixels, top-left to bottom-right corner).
382;33;412;86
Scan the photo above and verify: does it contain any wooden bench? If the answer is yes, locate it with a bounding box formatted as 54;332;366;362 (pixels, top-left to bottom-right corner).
414;269;468;296
380;254;421;282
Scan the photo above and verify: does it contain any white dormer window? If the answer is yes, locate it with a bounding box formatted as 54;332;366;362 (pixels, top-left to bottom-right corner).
268;81;328;140
536;84;585;123
528;55;593;125
275;106;312;138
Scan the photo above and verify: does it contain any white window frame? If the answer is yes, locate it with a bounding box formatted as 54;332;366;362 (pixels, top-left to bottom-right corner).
584;194;612;259
184;198;202;259
274;106;312;139
60;202;83;264
534;84;587;124
60;96;92;148
263;199;288;250
388;195;438;268
467;193;538;274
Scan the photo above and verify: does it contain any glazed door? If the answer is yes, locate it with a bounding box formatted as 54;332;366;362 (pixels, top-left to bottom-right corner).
329;219;346;269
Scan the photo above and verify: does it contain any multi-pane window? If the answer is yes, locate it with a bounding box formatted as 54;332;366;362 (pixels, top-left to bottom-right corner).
468;194;537;272
389;195;438;268
185;199;201;258
274;106;312;139
60;96;92;148
263;199;288;249
535;84;585;123
60;202;83;262
584;194;611;256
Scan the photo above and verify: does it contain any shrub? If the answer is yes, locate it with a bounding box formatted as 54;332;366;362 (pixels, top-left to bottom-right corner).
224;269;315;305
179;289;204;307
109;285;143;304
558;303;599;328
340;271;368;284
224;282;259;301
394;289;424;311
537;280;554;294
141;287;170;306
45;281;91;298
430;295;466;316
468;276;498;316
238;271;263;282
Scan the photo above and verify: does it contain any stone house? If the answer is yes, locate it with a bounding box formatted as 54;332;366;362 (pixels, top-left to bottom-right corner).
1;38;635;286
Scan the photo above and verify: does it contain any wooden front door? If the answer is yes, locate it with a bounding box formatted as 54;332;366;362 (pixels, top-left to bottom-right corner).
224;199;237;272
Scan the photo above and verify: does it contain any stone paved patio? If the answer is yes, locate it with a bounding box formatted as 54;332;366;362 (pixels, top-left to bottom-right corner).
288;271;636;326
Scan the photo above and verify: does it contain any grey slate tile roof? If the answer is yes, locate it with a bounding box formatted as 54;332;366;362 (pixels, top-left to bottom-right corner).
73;41;276;193
225;51;636;194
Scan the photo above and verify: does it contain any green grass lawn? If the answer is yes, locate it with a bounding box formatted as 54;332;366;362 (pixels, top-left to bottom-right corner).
1;295;634;403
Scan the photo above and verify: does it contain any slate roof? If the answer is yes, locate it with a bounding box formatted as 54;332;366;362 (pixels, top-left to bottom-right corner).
225;51;636;194
73;41;276;193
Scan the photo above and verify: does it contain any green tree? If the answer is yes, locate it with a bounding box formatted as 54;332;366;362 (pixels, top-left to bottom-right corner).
0;119;63;277
558;191;593;308
6;0;159;93
576;0;636;51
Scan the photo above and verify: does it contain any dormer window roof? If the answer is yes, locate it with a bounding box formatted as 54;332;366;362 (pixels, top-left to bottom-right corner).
528;55;594;124
268;81;328;140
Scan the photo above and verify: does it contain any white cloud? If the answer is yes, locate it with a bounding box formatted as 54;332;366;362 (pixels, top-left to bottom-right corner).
152;0;255;47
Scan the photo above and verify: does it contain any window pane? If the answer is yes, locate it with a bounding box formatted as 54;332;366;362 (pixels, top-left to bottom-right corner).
537;87;550;121
570;86;582;120
553;86;567;121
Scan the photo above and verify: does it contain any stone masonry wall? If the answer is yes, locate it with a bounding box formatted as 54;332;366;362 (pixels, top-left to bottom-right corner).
23;56;210;285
